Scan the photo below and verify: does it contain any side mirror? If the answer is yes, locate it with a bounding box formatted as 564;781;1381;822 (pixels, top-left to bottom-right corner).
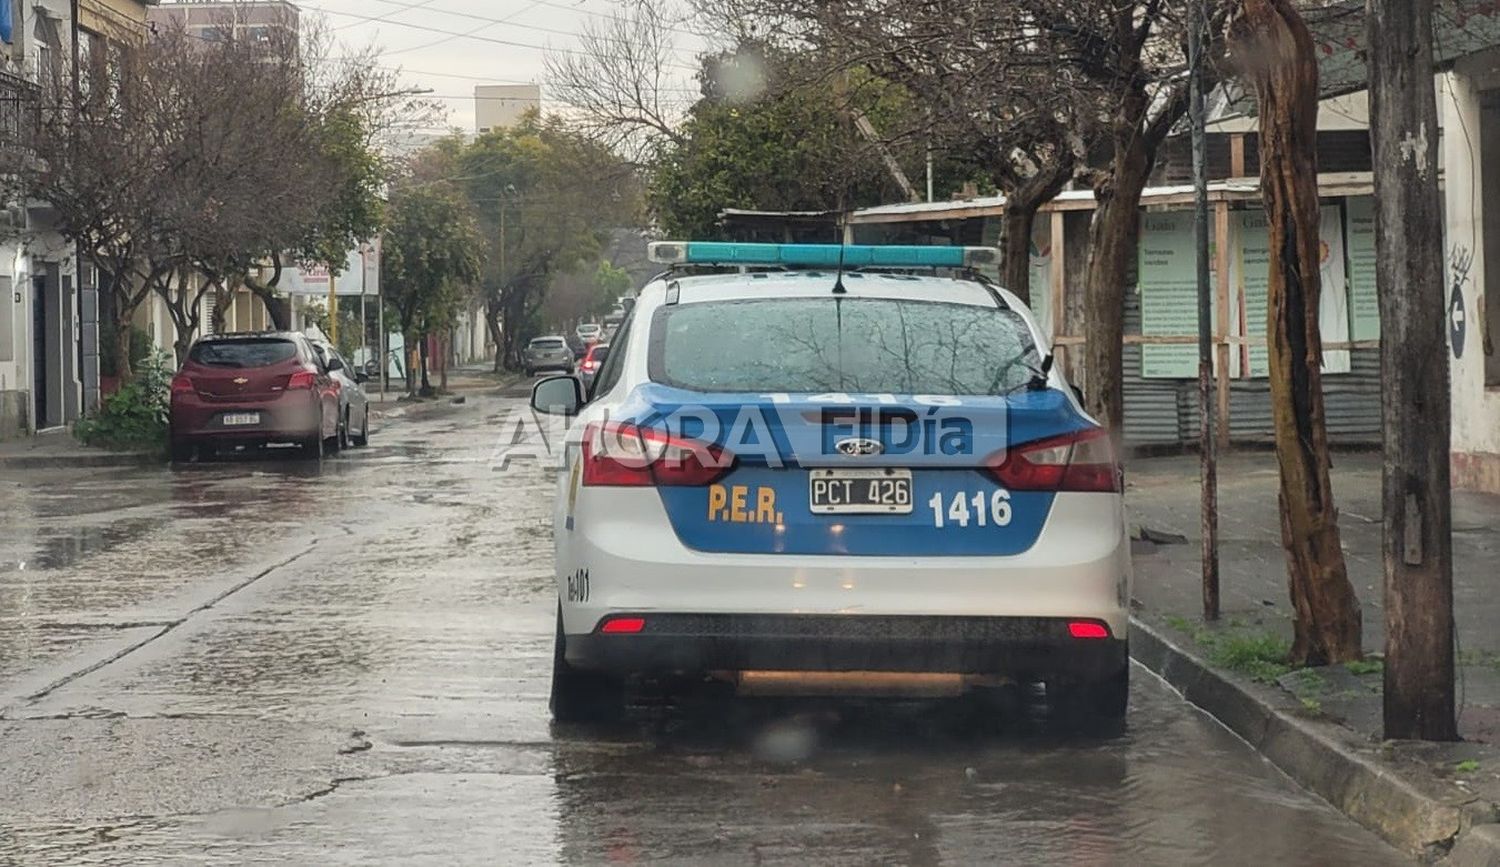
327;356;345;372
531;375;584;415
354;371;369;384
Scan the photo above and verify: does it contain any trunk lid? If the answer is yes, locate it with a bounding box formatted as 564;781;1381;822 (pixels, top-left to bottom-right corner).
611;383;1098;557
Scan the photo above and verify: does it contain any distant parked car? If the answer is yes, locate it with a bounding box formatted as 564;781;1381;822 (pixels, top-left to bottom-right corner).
308;339;372;449
524;336;575;377
169;332;341;462
578;343;609;392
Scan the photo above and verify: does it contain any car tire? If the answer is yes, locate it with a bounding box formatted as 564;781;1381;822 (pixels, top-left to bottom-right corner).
550;604;625;724
301;417;324;460
1052;664;1129;736
351;408;369;447
170;438;195;464
338;411;351;451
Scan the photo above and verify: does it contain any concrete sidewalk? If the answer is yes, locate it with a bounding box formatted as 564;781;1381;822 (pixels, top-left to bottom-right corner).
0;428;159;470
1127;451;1500;858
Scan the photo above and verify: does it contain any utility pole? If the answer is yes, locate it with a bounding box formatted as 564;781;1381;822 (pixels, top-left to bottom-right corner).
328;268;338;347
1189;0;1220;620
1367;0;1457;740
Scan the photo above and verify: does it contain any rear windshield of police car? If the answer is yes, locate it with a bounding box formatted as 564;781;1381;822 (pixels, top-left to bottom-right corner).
650;297;1041;395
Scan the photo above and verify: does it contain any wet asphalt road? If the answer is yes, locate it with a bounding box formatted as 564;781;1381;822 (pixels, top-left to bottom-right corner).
0;388;1406;865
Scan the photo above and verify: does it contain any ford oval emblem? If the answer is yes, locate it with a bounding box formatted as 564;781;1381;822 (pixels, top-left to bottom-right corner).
835;437;884;457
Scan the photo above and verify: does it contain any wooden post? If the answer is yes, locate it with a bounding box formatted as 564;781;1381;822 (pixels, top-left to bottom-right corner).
1230;133;1247;177
1214;200;1232;450
1050;209;1066;356
1240;0;1363;666
1367;0;1457;740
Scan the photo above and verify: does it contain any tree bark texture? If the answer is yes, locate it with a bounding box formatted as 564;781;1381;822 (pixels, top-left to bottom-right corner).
1082;114;1151;438
1001;158;1074;307
1241;0;1362;665
1366;0;1457;740
1002;208;1036;306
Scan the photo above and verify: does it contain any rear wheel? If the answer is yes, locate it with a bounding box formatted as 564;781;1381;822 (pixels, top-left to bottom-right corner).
550;604;625;724
1051;664;1129;736
301;416;324;460
169;438;195;464
351;407;369;446
337;410;351;451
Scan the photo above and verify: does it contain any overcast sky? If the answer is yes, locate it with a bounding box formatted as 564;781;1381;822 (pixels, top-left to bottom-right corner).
297;0;714;132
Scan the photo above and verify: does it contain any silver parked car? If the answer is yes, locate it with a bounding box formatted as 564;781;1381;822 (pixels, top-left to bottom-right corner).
523;336;575;376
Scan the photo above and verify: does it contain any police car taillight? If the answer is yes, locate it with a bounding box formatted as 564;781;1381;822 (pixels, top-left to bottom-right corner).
987;428;1121;493
580;421;732;487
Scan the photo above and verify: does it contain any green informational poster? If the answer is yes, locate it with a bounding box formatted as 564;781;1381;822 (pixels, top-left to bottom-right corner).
1236;205;1351;376
1238;210;1271;377
1344;197;1380;341
1139;211;1213;378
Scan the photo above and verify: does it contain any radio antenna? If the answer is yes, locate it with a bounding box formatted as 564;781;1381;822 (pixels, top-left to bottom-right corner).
832;216;848;294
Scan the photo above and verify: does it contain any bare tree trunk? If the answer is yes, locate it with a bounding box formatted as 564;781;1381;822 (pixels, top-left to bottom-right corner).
1241;0;1361;666
112;316;134;383
1000;159;1073;307
242;256;291;331
1367;0;1456;739
1002;207;1035;305
486;302;504;373
1082;129;1151;436
403;330;418;397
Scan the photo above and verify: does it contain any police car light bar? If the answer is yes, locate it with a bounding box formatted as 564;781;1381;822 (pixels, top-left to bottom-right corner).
647;242;1000;270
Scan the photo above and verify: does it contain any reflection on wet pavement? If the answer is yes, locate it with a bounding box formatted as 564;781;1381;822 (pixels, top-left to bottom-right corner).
0;394;1406;865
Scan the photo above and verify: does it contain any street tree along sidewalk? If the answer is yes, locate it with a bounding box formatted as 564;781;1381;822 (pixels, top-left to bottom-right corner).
1367;0;1458;741
2;17;412;377
1235;0;1362;667
380;183;483;398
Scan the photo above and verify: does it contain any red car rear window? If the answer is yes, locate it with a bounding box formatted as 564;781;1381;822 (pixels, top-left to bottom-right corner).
189;339;298;368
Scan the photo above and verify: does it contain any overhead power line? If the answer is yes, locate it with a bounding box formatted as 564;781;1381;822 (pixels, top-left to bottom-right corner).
298;2;701;71
360;0;712;52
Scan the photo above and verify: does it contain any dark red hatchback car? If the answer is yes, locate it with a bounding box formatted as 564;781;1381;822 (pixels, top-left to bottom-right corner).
169;332;342;462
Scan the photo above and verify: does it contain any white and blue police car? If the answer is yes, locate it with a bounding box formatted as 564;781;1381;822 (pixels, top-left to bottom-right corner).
531;242;1130;728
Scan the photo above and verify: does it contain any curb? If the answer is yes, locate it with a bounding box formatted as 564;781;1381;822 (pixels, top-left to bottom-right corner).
1130;617;1500;861
0;450;162;470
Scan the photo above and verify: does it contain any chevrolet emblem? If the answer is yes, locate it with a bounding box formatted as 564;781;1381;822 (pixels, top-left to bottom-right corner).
233;377;248;385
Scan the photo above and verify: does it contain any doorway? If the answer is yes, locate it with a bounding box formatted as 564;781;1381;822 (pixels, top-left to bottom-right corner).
32;274;47;429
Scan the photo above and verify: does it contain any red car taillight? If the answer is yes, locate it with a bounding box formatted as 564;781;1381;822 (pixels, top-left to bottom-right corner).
287;370;317;390
580;421;732;487
170;374;194;396
987;428;1121;492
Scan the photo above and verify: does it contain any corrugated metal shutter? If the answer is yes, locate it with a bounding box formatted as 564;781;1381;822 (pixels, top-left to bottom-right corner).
1119;292;1380;449
1122;288;1186;447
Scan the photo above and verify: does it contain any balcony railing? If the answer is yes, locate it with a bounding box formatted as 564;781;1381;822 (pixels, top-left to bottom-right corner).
0;69;42;153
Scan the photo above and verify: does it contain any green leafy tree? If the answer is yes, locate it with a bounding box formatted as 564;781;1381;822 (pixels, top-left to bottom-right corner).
648;49;987;240
381;185;484;396
443;113;641;369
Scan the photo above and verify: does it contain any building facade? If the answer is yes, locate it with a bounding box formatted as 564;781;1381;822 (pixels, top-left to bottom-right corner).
147;0;299;44
0;0;151;439
475;83;540;133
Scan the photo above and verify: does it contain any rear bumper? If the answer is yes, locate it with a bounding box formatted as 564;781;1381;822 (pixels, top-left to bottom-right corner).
565;613;1127;679
170;393;320;442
